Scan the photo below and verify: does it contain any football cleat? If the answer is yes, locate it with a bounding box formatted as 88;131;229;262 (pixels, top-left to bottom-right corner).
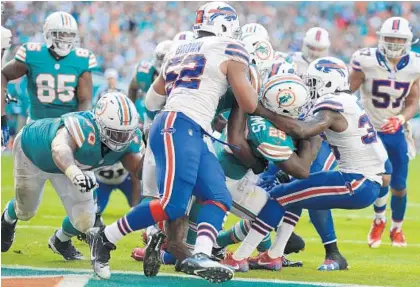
220;251;249;272
77;213;104;243
211;246;227;262
131;247;145;262
141;231;148;245
317;251;348;271
48;230;84;261
143;231;166;277
282;255;303;268
284;232;305;255
86;226;116;279
390;227;407;247
248;251;282;271
181;253;234;283
1;210;17;252
368;219;386;248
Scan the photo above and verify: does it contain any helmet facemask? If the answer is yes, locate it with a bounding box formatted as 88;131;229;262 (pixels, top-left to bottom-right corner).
301;42;329;63
46;30;77;57
96;116;137;152
378;36;410;59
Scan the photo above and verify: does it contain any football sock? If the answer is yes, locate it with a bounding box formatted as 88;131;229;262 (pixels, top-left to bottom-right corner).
4;199;17;224
56;228;71;242
374;186;388;221
268;219;296;259
391;193;406;224
61;216;81;237
309;209;337;244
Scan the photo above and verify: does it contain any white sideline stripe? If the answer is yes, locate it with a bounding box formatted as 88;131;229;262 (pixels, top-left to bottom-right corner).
15;225;420;247
2;265;391;287
2;274;91;287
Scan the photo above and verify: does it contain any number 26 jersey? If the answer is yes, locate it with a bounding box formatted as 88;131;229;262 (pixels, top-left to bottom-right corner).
162;36;251;132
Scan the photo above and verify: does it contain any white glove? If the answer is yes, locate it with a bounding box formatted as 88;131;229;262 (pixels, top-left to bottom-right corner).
1;26;12;51
65;165;98;193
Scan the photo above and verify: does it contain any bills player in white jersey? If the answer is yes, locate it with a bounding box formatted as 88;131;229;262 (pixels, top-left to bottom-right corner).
274;27;330;77
350;16;420;248
223;56;388;269
87;2;258;283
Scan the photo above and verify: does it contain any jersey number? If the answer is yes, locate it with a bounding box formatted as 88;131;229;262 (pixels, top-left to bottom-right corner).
358;114;377;144
371;79;410;109
36;74;76;103
98;168;125;180
165;54;206;94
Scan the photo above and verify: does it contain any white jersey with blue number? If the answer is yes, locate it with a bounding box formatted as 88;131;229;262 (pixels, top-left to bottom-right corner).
312;93;387;183
95;162;129;185
351;48;420;130
162;36;250;132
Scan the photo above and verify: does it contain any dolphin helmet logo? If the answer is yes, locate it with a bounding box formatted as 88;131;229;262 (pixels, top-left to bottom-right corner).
315;59;346;77
208;6;238;22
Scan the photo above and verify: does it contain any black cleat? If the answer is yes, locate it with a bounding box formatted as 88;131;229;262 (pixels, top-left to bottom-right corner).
284;232;305;255
318;251;349;271
282;255;303;267
143;231;166;277
48;230;84;261
86;226;116;279
1;210;17;252
77;213;104;243
174;260;182;272
181;253;234;283
211;246;226;262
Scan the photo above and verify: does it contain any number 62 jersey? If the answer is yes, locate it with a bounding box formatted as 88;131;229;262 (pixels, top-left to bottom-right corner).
15;43;97;120
351;48;420;130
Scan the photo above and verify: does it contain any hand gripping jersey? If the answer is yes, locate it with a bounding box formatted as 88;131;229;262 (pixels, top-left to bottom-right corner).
351;48;420;129
311;93;387;182
215;115;295;180
95;162;129;185
15;43;97;120
20;111;143;173
162;36;251;132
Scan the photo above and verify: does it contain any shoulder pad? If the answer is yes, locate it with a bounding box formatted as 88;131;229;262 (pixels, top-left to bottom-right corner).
63;113;97;148
220;38;250;65
15;43;43;63
312;95;345;114
351;48;377;71
74;48;97;70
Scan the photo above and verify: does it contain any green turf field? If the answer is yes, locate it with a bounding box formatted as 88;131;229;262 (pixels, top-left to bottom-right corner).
1;155;420;287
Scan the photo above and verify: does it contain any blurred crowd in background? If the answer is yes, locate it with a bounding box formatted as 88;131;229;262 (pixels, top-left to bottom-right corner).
3;1;420;85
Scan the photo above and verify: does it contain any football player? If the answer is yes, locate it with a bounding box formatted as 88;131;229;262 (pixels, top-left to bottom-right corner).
86;2;259;283
223;57;388;271
1;92;143;261
350;17;420;248
1;11;97;259
93;68;124;104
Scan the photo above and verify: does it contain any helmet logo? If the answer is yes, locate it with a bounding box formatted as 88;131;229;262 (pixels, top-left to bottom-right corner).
392;19;400;31
315;30;322;41
277;89;296;108
255;41;271;60
315;59;346;77
208;7;237;21
95;100;107;116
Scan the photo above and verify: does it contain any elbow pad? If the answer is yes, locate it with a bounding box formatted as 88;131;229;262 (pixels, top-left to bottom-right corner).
145;86;166;111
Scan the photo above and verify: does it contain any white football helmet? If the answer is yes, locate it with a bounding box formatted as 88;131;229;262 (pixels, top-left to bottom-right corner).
241;34;274;74
94;91;139;152
301;27;330;63
192;2;241;39
43;11;78;57
265;60;297;81
261;74;309;118
173;31;195;43
154;40;173;73
241;23;269;41
305;57;349;101
377;17;418;59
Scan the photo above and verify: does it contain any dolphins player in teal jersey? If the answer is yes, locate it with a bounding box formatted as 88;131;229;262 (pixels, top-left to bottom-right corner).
1;11;96;121
1;92;144;262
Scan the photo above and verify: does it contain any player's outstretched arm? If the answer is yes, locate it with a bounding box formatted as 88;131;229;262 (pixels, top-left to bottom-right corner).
121;152;144;180
128;77;139;103
1;59;27;116
227;99;266;174
145;73;166;112
226;61;258;114
349;69;365;93
76;71;93;111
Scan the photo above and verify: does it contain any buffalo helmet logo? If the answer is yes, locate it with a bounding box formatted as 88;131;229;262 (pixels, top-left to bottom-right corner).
315;59;346;77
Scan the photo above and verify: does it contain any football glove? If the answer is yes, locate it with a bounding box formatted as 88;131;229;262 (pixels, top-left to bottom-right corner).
66;165;98;193
381;115;405;134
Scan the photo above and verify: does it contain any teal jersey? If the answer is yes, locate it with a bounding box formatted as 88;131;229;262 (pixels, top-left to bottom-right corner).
134;59;158;122
215;116;295;180
21;111;143;173
215;88;234;117
6;76;29;117
15;43;97;120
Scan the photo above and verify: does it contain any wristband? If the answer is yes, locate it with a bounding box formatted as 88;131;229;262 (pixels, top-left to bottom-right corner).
65;164;82;179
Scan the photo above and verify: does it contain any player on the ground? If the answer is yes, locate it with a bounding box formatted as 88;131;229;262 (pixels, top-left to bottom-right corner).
1;92;143;260
349;16;420;248
1;11;97;259
86;2;259;283
222;56;388;270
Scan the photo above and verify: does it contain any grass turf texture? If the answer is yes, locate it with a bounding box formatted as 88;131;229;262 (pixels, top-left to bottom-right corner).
1;155;420;287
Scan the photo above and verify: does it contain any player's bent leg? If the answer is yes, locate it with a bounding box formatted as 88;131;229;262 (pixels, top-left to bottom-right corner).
95;182;113;215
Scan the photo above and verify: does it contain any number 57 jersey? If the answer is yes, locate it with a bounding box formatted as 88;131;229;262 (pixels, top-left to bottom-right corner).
162;36;250;132
15;43;97;120
351;48;420;130
312;93;388;183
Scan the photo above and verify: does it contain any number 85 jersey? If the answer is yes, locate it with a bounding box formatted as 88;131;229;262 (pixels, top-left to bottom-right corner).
351;48;420;130
15;43;97;120
162;36;250;132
